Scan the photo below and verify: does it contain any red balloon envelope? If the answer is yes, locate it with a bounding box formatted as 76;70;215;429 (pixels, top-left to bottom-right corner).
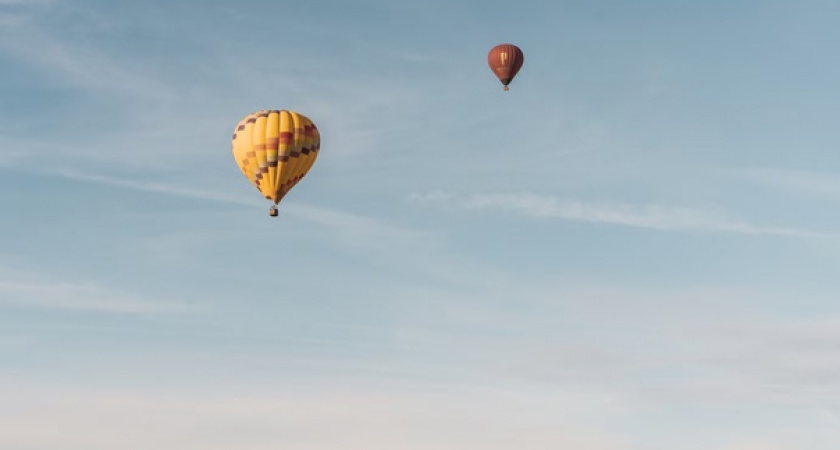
487;43;524;91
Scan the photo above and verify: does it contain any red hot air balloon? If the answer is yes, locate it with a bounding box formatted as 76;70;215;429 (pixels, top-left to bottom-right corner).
487;43;524;91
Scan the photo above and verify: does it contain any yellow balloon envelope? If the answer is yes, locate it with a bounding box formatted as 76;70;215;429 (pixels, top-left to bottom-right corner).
231;109;321;216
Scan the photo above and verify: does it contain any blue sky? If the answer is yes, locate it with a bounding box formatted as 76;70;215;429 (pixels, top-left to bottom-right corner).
3;0;840;448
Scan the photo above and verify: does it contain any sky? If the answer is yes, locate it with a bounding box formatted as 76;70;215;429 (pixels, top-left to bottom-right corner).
2;0;840;448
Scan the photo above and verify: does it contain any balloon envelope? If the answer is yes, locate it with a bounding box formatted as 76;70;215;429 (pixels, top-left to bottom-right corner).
487;43;524;90
231;109;320;207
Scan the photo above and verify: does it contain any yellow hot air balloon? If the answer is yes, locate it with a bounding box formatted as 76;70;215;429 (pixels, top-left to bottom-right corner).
231;109;321;217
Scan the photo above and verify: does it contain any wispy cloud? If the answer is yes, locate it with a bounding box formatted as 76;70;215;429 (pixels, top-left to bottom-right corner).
0;3;440;175
0;278;188;314
729;167;840;201
0;10;175;99
0;136;30;167
0;8;210;170
411;191;836;237
43;167;498;287
0;0;53;5
45;167;259;207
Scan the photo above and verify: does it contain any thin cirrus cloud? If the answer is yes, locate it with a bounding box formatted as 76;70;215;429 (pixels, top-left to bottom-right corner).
0;6;436;171
43;165;460;265
728;166;840;201
0;16;176;100
0;278;188;314
410;191;836;238
44;167;259;208
0;0;52;5
43;167;496;288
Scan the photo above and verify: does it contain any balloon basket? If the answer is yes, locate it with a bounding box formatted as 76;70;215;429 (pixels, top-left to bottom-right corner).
269;206;278;217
